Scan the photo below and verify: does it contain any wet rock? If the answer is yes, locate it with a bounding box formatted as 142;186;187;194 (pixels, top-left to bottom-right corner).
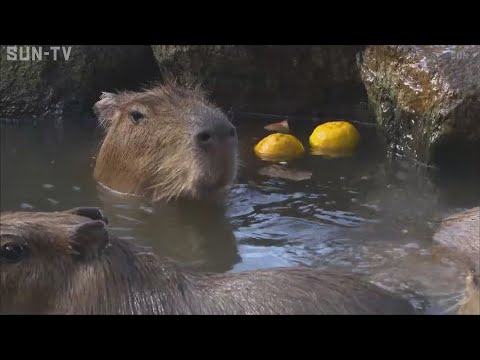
358;45;480;168
0;45;159;123
151;45;367;114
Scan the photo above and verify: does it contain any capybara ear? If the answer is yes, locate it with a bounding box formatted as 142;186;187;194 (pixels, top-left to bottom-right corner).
70;220;110;260
93;92;119;128
65;207;109;225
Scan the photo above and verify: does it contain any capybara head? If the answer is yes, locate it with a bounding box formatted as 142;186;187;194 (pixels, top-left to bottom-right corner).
0;207;110;314
93;81;238;202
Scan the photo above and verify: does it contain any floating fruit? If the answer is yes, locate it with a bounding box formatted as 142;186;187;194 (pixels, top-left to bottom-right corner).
254;133;305;161
309;121;360;157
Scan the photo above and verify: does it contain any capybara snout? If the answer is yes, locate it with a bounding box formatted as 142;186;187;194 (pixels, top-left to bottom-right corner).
194;119;237;149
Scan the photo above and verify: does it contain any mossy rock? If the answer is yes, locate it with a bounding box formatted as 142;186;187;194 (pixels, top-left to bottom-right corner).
0;45;159;123
358;45;480;169
151;45;367;114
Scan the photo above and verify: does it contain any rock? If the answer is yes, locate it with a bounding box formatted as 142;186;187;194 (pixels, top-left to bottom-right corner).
0;45;159;123
151;45;366;114
358;45;480;168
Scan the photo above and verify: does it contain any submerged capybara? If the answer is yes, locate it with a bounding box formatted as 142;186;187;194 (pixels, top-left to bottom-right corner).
95;185;241;273
93;81;238;202
0;208;416;315
433;207;480;315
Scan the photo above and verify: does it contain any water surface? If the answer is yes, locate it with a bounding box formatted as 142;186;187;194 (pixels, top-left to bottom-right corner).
1;113;479;314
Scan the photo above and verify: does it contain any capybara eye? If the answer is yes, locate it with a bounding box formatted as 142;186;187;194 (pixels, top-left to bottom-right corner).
1;242;28;263
129;111;144;124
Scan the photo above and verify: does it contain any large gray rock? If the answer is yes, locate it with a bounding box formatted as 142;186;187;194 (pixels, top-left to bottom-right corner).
358;45;480;167
151;45;366;114
0;45;159;123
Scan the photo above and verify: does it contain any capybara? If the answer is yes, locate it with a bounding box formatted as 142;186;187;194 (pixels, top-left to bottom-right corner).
0;208;416;315
433;207;479;315
433;207;479;269
93;81;238;202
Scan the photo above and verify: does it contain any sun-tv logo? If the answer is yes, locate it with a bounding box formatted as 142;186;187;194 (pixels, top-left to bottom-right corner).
5;46;72;61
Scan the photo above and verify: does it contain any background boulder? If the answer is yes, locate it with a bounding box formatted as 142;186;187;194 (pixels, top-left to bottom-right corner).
358;45;480;169
0;45;159;124
151;45;367;114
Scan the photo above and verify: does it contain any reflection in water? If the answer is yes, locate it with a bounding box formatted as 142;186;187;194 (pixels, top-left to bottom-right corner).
96;185;240;272
1;116;479;314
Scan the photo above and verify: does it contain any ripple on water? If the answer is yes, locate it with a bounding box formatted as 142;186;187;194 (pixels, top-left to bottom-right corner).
226;183;305;219
2;119;478;315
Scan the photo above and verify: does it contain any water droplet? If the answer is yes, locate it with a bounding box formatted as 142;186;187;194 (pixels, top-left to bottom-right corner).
118;236;137;241
405;242;419;249
20;203;34;210
42;184;54;189
46;198;59;205
72;186;81;191
140;205;155;214
360;176;369;181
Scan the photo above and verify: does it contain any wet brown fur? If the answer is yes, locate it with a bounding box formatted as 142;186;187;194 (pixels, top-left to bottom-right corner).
433;207;480;315
457;271;480;315
433;207;479;266
93;80;238;202
0;209;416;315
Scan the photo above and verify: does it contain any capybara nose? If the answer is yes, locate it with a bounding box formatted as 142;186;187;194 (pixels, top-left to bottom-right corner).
195;124;237;148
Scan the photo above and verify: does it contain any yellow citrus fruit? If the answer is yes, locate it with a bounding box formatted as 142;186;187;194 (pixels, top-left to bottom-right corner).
254;133;305;161
309;121;360;154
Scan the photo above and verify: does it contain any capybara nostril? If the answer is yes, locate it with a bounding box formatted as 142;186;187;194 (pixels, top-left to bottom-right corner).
195;131;213;147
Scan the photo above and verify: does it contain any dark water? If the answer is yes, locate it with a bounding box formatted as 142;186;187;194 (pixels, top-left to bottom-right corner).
1;112;479;314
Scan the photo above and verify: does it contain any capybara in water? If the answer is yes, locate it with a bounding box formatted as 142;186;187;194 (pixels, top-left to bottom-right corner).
433;207;479;269
0;208;416;315
93;81;238;202
433;207;479;315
